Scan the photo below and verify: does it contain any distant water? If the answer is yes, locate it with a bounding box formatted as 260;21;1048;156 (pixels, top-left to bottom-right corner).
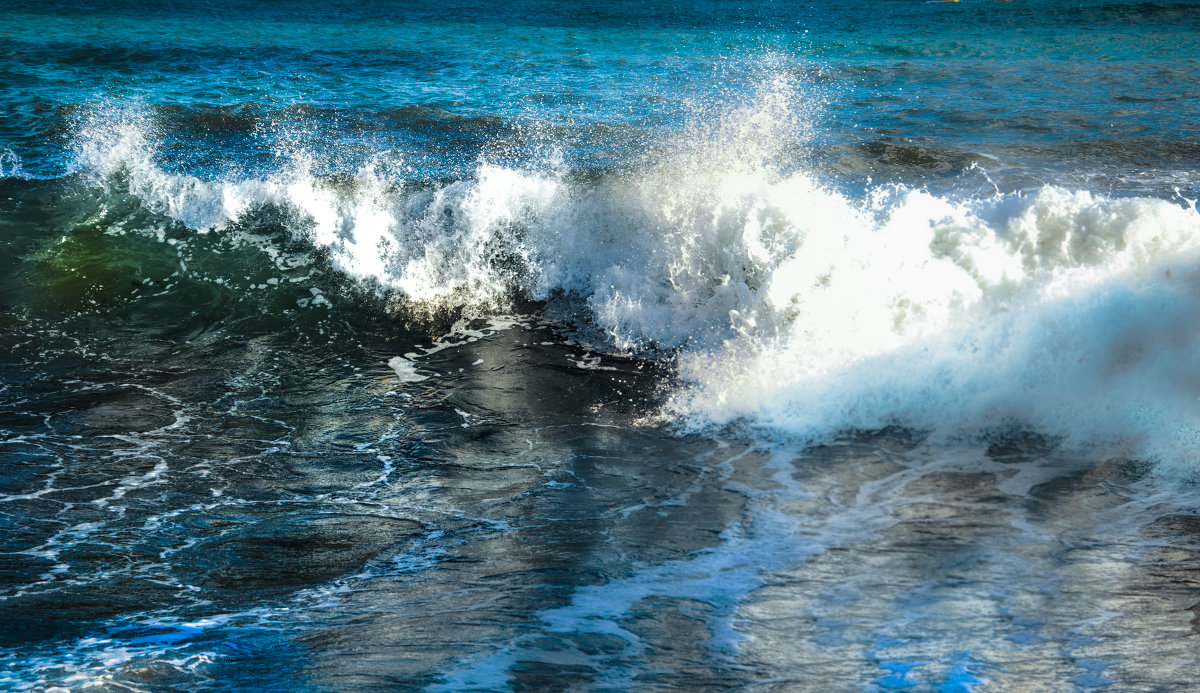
4;1;1200;690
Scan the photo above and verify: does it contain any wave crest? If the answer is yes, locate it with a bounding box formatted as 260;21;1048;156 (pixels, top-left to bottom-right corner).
69;96;1200;474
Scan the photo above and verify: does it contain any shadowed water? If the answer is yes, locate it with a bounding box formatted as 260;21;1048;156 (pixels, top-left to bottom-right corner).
5;300;1199;690
5;0;1200;690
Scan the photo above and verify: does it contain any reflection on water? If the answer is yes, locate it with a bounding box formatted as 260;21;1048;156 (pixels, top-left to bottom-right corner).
3;313;1199;691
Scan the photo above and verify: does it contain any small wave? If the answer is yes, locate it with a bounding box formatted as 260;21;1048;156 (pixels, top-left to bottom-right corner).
1083;2;1200;23
373;105;506;136
154;103;264;135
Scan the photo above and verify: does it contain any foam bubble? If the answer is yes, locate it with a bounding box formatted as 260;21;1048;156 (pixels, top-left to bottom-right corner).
68;80;1200;475
388;357;427;383
0;148;24;178
668;186;1200;475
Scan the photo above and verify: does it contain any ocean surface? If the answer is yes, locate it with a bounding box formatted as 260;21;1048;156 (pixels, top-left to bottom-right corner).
3;0;1200;690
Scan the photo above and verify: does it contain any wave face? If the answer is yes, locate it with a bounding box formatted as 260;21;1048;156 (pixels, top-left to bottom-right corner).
66;78;1200;476
8;4;1200;690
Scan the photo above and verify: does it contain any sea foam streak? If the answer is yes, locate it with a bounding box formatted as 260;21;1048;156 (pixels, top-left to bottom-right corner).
71;80;1200;475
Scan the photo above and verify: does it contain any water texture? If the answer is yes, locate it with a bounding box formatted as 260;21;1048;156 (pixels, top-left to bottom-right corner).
3;1;1200;690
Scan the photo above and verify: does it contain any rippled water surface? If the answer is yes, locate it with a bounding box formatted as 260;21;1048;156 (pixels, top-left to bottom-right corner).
4;1;1200;690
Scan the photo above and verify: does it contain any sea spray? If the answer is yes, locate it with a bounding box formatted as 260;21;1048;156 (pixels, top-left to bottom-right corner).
666;185;1200;476
67;76;1200;476
8;2;1200;690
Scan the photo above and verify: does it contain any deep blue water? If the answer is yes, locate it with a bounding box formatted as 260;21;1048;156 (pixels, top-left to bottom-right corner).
4;1;1200;690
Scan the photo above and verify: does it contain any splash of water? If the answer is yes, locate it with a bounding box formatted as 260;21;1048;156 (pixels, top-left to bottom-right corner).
68;75;1200;475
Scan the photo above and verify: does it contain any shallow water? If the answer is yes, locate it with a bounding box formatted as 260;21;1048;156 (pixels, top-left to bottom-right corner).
4;0;1200;690
7;299;1199;691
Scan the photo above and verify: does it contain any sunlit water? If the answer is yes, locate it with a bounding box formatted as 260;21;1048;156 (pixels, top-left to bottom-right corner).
4;1;1200;690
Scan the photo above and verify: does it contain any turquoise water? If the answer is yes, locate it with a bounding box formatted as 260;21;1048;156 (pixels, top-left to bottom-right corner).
6;1;1200;185
4;1;1200;690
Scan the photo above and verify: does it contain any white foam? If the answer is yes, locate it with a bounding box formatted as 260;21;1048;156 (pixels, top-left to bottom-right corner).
71;80;1200;476
0;148;24;178
668;187;1200;476
387;356;427;383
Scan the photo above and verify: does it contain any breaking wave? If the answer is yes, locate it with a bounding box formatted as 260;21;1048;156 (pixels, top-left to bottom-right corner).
67;80;1200;475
